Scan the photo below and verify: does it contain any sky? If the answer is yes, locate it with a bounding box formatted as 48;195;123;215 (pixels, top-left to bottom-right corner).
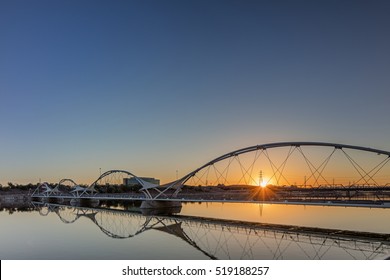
1;0;390;185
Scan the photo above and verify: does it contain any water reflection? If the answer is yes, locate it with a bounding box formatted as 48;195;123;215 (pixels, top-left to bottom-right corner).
32;202;390;260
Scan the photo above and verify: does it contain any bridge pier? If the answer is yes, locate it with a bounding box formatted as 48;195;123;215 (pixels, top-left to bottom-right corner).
70;198;100;207
139;200;182;215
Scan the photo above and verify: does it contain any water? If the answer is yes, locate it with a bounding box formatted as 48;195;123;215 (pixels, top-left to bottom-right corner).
1;201;389;260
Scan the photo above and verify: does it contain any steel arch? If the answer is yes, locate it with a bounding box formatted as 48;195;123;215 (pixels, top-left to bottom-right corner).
90;170;139;187
52;178;79;193
178;142;390;186
58;178;78;187
89;169;158;197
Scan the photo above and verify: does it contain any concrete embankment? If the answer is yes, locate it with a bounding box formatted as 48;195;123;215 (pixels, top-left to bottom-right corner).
0;193;31;208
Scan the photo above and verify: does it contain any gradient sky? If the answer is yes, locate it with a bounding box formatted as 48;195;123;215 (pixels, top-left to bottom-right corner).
1;0;390;185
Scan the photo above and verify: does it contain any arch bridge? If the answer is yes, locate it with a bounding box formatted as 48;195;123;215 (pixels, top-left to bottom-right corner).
147;142;390;200
31;142;390;204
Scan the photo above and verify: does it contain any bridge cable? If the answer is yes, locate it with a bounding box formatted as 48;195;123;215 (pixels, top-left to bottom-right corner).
341;150;378;186
222;156;236;185
235;153;260;186
246;149;263;185
297;147;336;187
357;156;390;186
263;147;295;186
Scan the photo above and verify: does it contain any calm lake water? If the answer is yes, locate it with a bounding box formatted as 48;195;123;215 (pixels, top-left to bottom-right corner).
1;201;390;260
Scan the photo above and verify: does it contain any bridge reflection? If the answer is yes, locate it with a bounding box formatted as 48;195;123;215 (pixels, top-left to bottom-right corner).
32;202;390;260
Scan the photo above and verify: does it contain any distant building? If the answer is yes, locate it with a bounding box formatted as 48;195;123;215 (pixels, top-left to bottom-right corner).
123;177;160;186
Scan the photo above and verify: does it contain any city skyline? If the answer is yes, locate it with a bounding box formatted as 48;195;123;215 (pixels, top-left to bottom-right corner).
1;0;390;185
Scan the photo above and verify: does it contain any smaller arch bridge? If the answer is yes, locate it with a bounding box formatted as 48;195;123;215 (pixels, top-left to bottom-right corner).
52;179;79;194
88;169;159;199
31;179;91;198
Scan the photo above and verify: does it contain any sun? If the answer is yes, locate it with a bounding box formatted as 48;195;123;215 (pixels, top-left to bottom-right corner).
260;181;267;188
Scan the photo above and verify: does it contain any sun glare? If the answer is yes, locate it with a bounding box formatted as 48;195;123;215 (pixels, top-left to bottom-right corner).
253;175;271;188
260;181;267;188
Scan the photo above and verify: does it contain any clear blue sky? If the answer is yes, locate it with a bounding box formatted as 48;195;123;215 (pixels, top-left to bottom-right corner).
1;0;389;185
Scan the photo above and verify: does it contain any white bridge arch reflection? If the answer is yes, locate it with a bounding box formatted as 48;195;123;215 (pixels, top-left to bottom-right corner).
33;202;390;260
